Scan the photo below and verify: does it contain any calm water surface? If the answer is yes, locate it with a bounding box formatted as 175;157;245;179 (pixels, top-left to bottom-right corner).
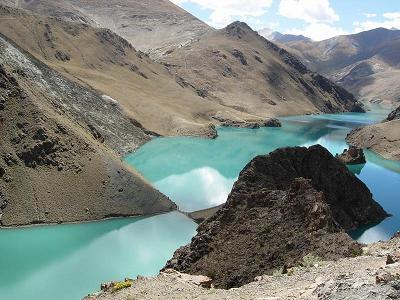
126;108;400;243
1;107;400;300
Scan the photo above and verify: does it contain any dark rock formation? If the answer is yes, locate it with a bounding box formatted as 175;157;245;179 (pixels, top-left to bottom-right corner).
231;49;247;66
336;146;366;165
387;105;400;121
164;145;388;288
54;50;70;62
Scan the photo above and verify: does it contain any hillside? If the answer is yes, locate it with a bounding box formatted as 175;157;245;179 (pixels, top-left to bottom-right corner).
0;5;254;138
281;28;400;105
161;22;363;118
5;0;212;58
0;32;176;226
0;6;362;138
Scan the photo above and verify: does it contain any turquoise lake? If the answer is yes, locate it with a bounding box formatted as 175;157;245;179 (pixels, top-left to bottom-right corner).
1;107;400;300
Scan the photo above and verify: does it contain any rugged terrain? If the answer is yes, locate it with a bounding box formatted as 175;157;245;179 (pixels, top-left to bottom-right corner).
5;0;212;59
161;21;363;119
86;236;400;300
0;30;176;226
347;105;400;160
0;3;363;129
280;28;400;105
164;145;387;288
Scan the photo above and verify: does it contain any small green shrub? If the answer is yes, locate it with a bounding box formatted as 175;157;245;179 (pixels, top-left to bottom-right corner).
112;281;133;293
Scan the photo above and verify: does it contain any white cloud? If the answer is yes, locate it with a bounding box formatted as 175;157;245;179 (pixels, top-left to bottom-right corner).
278;0;344;41
278;0;339;23
354;12;400;32
286;23;348;41
171;0;273;28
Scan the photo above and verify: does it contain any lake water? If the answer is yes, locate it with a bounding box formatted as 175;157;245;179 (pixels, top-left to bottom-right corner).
1;107;400;300
0;212;196;300
126;108;400;243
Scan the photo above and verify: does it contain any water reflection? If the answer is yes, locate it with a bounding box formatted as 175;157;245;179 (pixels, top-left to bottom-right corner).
125;110;400;242
155;167;236;211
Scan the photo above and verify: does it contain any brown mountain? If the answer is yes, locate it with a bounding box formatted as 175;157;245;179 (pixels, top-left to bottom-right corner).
281;28;400;105
6;0;212;58
0;5;362;136
0;31;176;226
161;21;363;118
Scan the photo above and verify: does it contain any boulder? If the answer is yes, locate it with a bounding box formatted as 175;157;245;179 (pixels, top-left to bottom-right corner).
336;146;366;165
164;145;388;288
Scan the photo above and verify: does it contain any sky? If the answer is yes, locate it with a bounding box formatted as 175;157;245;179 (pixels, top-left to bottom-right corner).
171;0;400;41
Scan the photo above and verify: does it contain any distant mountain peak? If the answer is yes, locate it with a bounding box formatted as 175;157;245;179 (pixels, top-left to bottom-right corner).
258;28;311;43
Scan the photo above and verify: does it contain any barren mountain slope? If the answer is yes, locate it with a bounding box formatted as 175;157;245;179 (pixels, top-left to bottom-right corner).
282;28;400;104
0;5;262;137
5;0;212;58
161;22;363;118
0;33;176;226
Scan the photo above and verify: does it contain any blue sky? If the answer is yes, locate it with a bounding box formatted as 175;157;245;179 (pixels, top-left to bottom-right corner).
171;0;400;40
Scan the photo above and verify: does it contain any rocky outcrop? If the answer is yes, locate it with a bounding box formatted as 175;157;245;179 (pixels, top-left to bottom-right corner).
336;146;366;165
387;105;400;121
163;146;387;288
346;106;400;160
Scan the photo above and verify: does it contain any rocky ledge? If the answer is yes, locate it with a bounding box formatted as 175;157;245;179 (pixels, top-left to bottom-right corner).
163;145;388;289
346;105;400;160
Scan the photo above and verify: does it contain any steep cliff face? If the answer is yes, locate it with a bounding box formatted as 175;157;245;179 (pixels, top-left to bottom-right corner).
0;35;176;226
347;106;400;160
164;146;387;288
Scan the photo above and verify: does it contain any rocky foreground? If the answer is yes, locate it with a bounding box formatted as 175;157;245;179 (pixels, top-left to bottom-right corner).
347;106;400;160
85;231;400;300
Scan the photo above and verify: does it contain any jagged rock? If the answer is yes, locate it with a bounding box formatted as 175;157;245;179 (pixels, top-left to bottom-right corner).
44;23;53;42
336;146;366;165
164;146;388;288
231;49;247;65
54;50;70;62
387;105;400;121
386;252;400;265
17;140;59;168
87;124;105;143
